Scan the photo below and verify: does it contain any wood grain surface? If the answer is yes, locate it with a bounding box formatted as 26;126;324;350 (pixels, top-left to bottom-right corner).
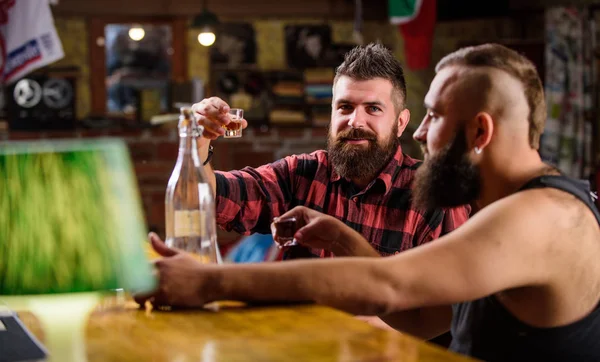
18;298;477;362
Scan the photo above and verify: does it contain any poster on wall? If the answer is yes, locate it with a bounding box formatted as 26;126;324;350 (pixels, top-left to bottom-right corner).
210;22;257;67
285;25;332;68
285;25;358;68
542;7;594;179
285;25;331;68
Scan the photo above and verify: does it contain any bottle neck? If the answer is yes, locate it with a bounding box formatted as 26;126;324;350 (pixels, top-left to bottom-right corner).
177;125;201;167
178;127;194;150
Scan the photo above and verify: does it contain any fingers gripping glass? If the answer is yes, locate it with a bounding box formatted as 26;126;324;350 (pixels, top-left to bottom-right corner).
223;108;243;138
273;217;299;247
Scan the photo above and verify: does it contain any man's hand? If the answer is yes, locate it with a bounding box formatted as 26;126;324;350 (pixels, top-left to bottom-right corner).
271;206;379;257
133;233;220;308
271;206;343;251
191;97;248;142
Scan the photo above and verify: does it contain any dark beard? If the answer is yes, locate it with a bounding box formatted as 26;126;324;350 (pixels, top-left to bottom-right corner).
412;127;481;211
327;125;399;181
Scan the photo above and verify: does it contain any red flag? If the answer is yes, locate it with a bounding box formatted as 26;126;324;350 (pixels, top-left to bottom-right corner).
398;0;436;70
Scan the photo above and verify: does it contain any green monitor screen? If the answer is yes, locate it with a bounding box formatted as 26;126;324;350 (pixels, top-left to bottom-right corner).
0;138;156;295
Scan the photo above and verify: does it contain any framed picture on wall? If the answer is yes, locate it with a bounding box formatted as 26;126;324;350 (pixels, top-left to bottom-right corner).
210;22;257;67
285;24;332;68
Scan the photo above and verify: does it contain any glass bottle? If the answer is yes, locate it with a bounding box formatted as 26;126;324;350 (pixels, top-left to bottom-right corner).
165;107;221;264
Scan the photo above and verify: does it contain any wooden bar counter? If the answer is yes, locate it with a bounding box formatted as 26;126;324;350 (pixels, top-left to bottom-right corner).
19;298;477;361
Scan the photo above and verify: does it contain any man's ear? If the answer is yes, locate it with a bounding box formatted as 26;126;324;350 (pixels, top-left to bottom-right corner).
472;112;494;152
397;108;411;137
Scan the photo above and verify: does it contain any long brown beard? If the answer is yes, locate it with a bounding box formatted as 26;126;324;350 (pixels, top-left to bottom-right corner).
412;127;481;211
327;124;399;181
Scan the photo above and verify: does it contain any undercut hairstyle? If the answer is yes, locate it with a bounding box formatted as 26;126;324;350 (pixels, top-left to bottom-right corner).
436;43;546;149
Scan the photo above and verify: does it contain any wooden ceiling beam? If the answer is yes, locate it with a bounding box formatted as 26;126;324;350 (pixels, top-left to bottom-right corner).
52;0;388;21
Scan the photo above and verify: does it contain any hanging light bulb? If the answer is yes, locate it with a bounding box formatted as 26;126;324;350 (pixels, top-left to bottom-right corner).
191;1;219;47
128;26;145;41
198;29;216;47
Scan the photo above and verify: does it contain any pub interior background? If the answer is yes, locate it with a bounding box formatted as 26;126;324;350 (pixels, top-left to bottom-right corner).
1;0;599;251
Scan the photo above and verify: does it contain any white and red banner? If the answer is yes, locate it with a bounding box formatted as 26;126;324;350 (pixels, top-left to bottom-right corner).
0;0;64;84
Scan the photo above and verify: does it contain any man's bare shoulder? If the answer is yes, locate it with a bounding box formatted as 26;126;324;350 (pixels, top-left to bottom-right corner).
470;187;600;261
459;188;597;249
484;187;600;326
514;187;597;230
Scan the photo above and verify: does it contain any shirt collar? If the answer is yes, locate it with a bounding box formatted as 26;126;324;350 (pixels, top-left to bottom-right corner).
329;145;405;196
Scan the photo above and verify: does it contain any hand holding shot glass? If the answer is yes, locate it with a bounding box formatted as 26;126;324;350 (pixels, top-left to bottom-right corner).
270;207;349;253
272;217;299;248
191;98;247;140
224;108;244;138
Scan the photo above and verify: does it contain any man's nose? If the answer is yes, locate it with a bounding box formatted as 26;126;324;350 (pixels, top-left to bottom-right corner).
347;109;365;129
413;120;428;143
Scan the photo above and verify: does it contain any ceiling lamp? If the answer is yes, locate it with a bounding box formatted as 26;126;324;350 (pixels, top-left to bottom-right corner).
191;1;219;47
128;26;145;41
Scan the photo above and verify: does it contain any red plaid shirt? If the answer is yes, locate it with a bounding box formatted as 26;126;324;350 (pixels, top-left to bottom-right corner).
215;146;470;257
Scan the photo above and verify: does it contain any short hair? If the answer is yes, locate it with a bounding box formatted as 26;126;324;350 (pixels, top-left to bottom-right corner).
436;43;546;149
334;43;407;111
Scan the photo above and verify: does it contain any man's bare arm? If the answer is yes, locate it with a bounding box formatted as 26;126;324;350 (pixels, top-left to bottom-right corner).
378;306;452;340
208;191;557;315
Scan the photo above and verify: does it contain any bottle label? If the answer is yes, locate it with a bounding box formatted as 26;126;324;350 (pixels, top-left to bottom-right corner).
173;210;203;237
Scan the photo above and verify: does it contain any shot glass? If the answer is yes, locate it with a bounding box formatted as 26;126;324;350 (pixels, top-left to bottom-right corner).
224;108;244;138
273;217;298;248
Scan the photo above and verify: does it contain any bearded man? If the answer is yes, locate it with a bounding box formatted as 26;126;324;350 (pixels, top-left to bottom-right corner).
185;43;469;260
